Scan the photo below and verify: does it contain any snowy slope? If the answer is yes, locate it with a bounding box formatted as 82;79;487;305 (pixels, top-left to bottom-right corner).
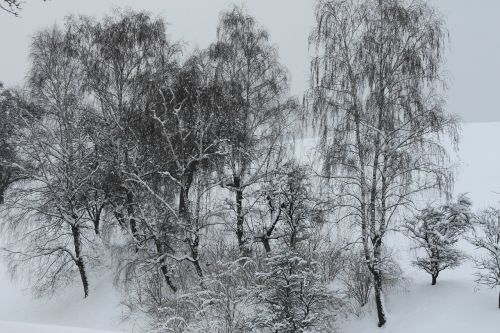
0;261;132;332
0;321;121;333
0;122;498;333
341;239;500;333
340;122;500;333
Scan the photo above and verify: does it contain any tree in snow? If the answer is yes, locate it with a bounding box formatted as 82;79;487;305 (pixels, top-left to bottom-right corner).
403;194;472;285
255;160;325;253
209;6;297;257
308;0;456;326
469;207;500;308
0;84;41;204
3;26;99;298
251;250;340;333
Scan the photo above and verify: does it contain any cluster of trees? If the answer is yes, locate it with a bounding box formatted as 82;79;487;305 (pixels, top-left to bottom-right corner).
2;0;500;331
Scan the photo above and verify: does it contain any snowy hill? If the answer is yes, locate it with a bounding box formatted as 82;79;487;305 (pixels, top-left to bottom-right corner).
341;239;500;333
340;122;500;332
0;321;120;333
0;122;498;333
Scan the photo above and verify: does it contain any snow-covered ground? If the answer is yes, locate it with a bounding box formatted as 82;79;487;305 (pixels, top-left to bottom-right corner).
341;121;500;332
0;122;498;332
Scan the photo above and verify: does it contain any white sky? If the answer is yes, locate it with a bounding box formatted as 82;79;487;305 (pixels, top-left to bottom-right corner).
0;0;499;122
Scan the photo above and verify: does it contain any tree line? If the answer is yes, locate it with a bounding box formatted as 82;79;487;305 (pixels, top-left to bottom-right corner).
1;1;500;331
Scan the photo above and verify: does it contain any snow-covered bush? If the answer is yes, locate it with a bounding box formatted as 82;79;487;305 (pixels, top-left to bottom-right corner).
340;248;372;312
404;195;472;285
469;207;500;308
151;258;256;333
251;250;340;333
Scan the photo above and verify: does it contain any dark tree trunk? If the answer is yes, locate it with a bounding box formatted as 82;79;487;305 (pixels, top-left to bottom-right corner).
234;176;249;256
126;191;138;238
0;188;4;205
432;274;437;286
71;225;89;298
188;234;203;278
373;271;386;327
155;241;177;293
262;237;271;253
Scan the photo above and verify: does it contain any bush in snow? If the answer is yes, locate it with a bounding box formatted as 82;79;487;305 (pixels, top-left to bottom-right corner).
469;207;500;308
340;248;373;313
151;258;256;333
251;250;340;333
403;194;472;285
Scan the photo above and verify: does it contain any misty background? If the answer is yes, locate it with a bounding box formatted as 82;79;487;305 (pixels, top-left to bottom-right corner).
0;0;499;122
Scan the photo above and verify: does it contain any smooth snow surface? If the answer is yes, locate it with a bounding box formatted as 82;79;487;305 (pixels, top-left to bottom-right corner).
0;122;498;333
0;321;120;333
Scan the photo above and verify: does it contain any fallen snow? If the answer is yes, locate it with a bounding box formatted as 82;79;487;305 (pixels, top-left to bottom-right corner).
0;122;498;332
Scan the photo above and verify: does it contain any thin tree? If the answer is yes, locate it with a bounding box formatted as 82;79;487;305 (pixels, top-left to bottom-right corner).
309;0;456;326
3;27;98;298
210;6;296;256
469;207;500;308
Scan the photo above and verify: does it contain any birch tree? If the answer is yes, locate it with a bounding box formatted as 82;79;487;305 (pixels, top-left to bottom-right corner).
3;27;98;298
309;0;457;326
210;6;296;256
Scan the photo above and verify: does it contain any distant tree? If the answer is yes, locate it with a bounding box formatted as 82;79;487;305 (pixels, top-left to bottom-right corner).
0;84;39;204
469;207;500;308
404;195;472;285
309;0;455;326
210;6;296;256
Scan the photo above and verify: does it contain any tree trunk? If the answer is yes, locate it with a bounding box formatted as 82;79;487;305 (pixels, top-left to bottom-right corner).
160;265;177;293
71;225;89;298
234;176;249;256
188;234;204;278
0;188;4;204
373;270;386;327
262;237;271;253
155;241;177;293
126;190;138;238
432;273;438;286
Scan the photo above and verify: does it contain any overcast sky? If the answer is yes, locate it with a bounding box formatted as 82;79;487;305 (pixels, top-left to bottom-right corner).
0;0;498;122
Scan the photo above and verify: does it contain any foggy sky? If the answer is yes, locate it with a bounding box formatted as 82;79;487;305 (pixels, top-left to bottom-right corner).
0;0;498;122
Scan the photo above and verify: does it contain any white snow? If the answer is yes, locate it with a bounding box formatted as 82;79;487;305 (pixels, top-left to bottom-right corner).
0;122;498;332
340;122;500;333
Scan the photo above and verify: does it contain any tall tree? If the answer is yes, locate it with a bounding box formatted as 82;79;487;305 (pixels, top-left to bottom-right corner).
4;27;97;298
309;0;456;326
210;6;296;256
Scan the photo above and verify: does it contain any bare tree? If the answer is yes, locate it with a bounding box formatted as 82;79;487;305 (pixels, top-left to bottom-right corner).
0;0;47;16
469;207;500;308
3;27;98;298
66;9;180;240
0;84;41;204
210;6;296;256
309;0;456;326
